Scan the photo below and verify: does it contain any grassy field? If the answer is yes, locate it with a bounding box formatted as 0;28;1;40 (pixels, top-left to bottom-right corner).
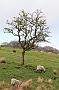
0;47;59;90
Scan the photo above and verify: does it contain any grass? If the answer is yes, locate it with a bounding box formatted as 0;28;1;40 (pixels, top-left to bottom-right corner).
0;47;59;89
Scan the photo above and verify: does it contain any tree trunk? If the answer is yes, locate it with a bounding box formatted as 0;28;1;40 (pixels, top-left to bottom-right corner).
21;49;25;65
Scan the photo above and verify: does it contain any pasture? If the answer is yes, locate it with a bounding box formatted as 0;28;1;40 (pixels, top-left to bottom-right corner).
0;47;59;90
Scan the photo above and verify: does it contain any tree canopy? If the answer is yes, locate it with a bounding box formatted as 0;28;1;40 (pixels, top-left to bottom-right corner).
3;9;50;65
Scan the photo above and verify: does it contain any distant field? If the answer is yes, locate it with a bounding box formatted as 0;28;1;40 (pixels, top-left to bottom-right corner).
0;47;59;89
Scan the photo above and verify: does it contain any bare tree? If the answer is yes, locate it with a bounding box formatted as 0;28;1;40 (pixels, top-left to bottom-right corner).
3;9;50;65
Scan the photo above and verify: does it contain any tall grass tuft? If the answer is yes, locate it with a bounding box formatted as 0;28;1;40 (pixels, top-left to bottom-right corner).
36;85;47;90
53;69;57;74
37;77;43;83
47;79;52;84
20;79;34;90
0;57;6;63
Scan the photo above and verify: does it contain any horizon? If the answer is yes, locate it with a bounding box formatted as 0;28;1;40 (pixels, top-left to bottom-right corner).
0;40;59;51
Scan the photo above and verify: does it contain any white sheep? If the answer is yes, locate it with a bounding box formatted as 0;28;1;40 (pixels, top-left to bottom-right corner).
37;65;45;73
11;78;21;87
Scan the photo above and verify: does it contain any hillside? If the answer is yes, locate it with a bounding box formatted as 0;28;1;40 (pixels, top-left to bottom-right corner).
1;41;59;54
0;47;59;89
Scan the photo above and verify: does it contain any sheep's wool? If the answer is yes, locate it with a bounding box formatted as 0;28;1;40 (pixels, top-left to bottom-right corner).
37;65;45;72
11;78;20;85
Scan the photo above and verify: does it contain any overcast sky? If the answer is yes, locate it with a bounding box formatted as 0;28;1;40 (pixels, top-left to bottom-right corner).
0;0;59;49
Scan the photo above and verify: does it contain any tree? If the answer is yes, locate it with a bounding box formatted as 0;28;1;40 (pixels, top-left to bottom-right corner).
3;9;50;65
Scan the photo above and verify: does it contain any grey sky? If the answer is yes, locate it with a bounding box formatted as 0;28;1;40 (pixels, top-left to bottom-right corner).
0;0;59;49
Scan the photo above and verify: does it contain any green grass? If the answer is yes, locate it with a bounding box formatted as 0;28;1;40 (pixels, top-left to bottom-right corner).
0;47;59;89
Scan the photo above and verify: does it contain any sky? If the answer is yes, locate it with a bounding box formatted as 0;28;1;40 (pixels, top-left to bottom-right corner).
0;0;59;49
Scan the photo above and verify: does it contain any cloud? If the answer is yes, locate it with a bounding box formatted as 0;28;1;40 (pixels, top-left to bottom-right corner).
0;0;59;23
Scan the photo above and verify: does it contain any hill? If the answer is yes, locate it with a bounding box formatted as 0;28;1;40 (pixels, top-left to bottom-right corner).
0;47;59;90
1;41;59;54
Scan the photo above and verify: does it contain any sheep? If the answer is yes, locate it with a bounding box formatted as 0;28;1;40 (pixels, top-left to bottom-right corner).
37;65;45;73
11;78;21;87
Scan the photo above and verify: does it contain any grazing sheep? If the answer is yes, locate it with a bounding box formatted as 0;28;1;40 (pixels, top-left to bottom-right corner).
11;78;21;87
37;65;45;73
